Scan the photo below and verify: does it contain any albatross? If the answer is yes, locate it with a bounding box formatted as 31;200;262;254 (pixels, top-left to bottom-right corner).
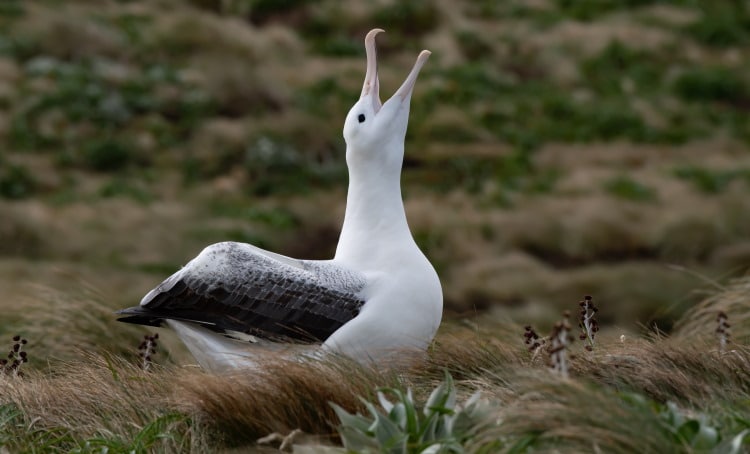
116;29;442;371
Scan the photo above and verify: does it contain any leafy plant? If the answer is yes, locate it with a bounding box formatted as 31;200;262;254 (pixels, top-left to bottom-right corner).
580;41;663;96
373;0;440;39
604;176;657;202
83;139;136;172
673;67;749;105
331;371;492;453
618;393;750;453
659;401;720;450
70;413;189;453
0;164;36;199
0;0;24;18
243;135;345;196
9;57;212;152
673;166;750;194
555;0;663;21
684;2;750;48
98;178;153;203
455;30;492;60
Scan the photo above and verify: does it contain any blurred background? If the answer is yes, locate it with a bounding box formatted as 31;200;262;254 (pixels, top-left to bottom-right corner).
1;0;749;335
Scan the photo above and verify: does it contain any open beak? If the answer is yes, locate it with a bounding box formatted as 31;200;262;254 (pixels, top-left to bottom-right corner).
361;28;384;113
361;29;431;112
394;50;431;102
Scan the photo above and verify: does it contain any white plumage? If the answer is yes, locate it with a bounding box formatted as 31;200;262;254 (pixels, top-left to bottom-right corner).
117;29;442;371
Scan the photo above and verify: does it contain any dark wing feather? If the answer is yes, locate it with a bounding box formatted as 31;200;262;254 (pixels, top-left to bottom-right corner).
116;242;367;343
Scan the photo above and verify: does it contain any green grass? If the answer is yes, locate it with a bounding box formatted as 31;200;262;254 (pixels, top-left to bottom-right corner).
555;0;671;21
0;164;36;199
604;176;657;202
684;1;750;48
673;67;749;105
580;41;665;96
674;166;750;194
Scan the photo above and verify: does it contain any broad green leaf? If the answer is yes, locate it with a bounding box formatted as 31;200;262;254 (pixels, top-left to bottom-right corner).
366;402;405;448
419;413;440;443
425;372;456;417
338;425;381;452
677;420;699;443
330;403;372;433
726;429;750;454
378;391;395;414
506;434;539;454
404;388;419;439
691;422;718;449
390;402;407;429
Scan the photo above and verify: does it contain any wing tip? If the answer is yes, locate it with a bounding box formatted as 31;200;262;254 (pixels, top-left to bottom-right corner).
115;306;165;327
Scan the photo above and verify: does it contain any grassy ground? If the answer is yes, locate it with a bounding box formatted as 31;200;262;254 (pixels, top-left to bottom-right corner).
1;0;750;451
1;277;748;452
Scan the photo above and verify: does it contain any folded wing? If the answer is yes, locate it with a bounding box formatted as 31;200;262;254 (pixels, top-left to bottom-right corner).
117;242;367;343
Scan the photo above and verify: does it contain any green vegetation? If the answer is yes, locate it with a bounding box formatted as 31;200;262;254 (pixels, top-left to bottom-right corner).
580;41;664;96
555;0;670;21
683;1;750;48
0;164;36;199
673;67;749;105
674;166;750;194
604;175;657;201
0;0;748;327
8;56;213;179
332;371;494;452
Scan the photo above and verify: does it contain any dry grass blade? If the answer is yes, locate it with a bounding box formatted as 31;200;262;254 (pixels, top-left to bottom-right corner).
573;339;750;405
173;355;396;444
1;353;195;450
6;284;151;364
482;375;679;454
420;321;527;381
673;276;750;345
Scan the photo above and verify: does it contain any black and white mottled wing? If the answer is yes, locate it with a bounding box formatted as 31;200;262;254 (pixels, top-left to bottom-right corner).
116;242;367;343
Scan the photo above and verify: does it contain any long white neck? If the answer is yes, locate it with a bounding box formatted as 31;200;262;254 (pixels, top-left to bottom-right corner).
334;147;418;269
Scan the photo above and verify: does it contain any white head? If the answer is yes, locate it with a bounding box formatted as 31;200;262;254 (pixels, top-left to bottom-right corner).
343;29;431;174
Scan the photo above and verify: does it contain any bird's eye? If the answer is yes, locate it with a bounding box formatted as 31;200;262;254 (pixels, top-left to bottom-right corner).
358;114;366;123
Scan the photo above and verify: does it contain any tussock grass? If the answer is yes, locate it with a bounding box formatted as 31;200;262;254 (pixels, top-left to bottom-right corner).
674;277;750;345
2;354;201;452
4;285;149;364
574;337;750;405
1;288;749;451
420;320;528;382
485;376;678;453
175;356;391;444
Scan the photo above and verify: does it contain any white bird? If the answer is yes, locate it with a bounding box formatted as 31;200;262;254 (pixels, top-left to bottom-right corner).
116;29;442;372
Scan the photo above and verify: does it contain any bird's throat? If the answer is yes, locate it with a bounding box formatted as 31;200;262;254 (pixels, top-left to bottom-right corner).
334;163;414;268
